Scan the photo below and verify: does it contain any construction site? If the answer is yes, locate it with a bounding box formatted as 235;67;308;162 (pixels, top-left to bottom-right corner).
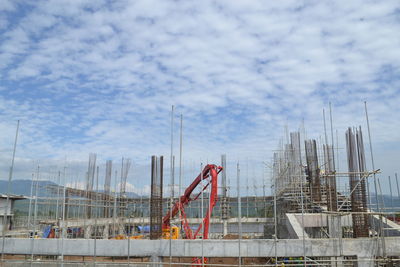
1;104;400;267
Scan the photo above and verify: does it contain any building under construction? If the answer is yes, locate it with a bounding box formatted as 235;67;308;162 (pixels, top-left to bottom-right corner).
1;112;400;267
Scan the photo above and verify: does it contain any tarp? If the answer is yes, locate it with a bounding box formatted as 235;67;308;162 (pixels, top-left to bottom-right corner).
42;226;51;238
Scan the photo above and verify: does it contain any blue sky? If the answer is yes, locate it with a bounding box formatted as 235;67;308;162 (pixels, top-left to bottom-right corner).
0;0;399;196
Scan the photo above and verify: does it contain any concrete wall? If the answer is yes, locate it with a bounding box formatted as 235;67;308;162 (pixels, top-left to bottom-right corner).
2;237;399;258
0;198;16;236
0;199;13;216
0;216;12;236
285;214;308;239
293;213;353;228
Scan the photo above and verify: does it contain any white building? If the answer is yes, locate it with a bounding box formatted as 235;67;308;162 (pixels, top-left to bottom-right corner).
0;194;26;235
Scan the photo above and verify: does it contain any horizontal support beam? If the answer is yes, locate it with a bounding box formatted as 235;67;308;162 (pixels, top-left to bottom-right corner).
49;217;271;228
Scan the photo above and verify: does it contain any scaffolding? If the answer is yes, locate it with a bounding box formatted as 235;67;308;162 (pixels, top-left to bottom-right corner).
1;106;400;267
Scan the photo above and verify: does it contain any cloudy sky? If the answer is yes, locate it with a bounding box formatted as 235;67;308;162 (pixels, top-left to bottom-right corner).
0;0;399;195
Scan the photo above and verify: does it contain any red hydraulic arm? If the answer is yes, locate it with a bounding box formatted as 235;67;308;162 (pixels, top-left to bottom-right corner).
162;164;222;239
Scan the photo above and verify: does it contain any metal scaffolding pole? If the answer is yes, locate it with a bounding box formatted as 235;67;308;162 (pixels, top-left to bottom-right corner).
178;114;183;230
273;164;277;267
389;176;394;220
246;159;249;218
93;166;99;265
396;173;400;201
1;120;19;262
237;162;242;267
55;171;61;221
113;170;118;237
60;166;66;267
364;101;385;256
27;173;35;232
201;163;204;267
221;154;228;236
30;165;40;264
395;173;400;222
169;105;174;267
300;175;306;267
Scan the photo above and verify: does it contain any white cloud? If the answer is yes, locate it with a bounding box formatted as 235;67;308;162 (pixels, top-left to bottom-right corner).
0;0;399;195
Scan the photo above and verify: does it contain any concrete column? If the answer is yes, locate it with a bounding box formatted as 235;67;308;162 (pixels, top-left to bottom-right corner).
118;224;124;236
328;215;342;238
103;224;109;239
84;225;92;239
223;221;228;236
61;227;67;238
328;215;344;267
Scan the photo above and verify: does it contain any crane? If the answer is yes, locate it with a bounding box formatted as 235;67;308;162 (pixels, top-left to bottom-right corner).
162;164;222;263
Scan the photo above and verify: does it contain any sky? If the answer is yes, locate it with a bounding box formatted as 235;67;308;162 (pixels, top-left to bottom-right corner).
0;0;399;196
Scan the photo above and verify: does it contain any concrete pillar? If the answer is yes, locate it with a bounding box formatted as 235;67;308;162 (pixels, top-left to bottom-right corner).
118;224;124;236
328;215;342;238
85;225;92;239
328;215;344;267
223;220;228;236
60;227;67;238
103;224;109;239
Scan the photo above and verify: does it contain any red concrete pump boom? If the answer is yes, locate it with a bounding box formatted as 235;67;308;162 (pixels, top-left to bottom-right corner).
162;164;222;240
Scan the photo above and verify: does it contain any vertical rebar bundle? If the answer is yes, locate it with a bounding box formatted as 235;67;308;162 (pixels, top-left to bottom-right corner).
104;160;112;195
120;158;132;196
86;153;97;192
119;158;131;216
345;127;369;237
290;132;303;189
284;143;295;187
305;140;321;202
272;152;281;194
273;132;304;195
290;132;302;169
356;127;368;212
323;145;337;211
86;153;97;218
150;155;163;240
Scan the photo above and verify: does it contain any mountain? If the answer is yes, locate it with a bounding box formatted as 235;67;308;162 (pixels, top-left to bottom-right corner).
0;179;140;198
369;193;400;213
3;180;396;212
0;179;56;196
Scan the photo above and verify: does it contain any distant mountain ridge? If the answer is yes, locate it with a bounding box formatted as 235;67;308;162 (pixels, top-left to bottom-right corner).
369;193;400;212
0;180;398;210
0;179;56;196
0;179;140;198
